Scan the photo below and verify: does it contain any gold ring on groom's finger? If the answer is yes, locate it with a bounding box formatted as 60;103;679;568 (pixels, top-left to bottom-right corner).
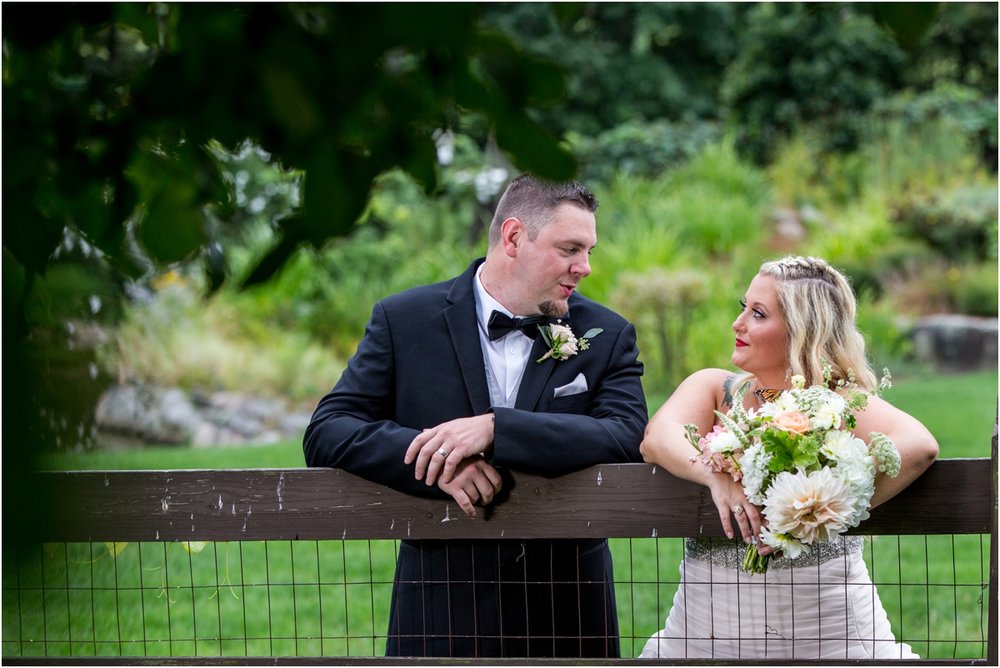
732;505;744;516
437;448;449;458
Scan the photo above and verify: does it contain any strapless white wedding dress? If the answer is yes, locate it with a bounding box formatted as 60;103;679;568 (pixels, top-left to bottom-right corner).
640;536;917;660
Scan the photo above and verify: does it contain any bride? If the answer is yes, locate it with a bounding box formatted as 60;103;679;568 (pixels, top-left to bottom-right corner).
639;256;939;660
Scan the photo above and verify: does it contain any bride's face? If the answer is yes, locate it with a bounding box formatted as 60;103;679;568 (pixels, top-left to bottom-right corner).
731;274;789;383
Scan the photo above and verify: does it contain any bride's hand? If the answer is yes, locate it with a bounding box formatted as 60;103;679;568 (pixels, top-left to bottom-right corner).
706;473;764;544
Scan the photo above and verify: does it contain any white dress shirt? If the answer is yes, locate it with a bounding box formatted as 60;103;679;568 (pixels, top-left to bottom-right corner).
473;264;533;405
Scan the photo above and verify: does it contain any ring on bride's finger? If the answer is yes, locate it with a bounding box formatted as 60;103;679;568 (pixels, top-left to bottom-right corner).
436;447;449;458
732;505;744;516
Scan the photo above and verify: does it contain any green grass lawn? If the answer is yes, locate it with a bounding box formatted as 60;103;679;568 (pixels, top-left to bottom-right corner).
884;369;996;458
8;370;995;659
38;440;305;472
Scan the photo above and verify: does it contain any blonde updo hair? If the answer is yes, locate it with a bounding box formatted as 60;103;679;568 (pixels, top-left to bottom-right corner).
759;256;876;390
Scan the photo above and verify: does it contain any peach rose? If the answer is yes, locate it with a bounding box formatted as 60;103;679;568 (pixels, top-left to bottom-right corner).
772;410;812;435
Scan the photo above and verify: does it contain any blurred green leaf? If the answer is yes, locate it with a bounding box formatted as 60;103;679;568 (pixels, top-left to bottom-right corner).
105;541;129;558
300;148;373;244
128;146;207;264
494;112;577;180
872;3;941;49
399;134;440;195
139;197;204;264
181;541;208;555
2;3;113;49
241;224;302;288
474;33;568;108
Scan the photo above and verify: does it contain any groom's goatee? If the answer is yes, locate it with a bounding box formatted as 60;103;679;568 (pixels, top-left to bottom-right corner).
538;301;569;318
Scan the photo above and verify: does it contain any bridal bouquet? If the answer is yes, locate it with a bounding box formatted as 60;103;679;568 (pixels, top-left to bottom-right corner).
685;369;901;574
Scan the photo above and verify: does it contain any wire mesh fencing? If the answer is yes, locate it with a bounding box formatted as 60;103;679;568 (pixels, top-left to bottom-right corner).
3;534;992;661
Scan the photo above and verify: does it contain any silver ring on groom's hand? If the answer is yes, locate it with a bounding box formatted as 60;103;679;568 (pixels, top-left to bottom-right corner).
732;505;744;516
436;448;449;458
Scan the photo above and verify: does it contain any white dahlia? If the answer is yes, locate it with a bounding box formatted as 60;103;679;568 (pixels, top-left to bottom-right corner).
762;467;857;545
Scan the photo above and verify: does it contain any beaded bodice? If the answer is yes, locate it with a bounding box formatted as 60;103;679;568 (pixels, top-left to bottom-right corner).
685;535;864;571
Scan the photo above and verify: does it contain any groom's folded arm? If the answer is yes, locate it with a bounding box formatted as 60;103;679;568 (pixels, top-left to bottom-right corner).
303;303;451;498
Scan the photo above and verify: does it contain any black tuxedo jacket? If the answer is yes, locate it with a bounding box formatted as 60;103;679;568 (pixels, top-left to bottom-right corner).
304;258;648;657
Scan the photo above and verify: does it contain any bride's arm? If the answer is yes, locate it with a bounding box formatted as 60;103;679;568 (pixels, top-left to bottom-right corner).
640;368;727;482
853;395;939;508
640;368;762;542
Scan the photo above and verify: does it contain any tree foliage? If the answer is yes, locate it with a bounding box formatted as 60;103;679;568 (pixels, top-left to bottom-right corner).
721;3;908;162
3;3;576;309
3;2;579;552
481;3;750;134
5;2;988;317
484;2;992;172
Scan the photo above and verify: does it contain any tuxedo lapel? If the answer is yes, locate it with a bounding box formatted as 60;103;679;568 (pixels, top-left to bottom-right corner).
515;301;591;410
514;337;557;410
443;261;492;415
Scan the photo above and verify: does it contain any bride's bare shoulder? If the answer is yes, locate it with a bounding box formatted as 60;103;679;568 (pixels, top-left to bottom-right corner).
670;368;738;405
681;368;736;388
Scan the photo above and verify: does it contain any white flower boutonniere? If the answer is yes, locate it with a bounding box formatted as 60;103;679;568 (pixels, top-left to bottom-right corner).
536;322;603;363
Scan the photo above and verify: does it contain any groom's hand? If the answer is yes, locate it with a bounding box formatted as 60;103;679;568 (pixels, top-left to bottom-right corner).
404;414;495;486
438;458;503;517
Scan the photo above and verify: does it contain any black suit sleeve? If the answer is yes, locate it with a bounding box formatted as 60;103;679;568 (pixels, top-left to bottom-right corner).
303;302;447;498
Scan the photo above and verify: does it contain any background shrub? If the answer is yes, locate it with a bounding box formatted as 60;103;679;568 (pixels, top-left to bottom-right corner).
99;277;345;403
890;184;998;262
568;118;721;184
948;262;999;317
721;4;904;163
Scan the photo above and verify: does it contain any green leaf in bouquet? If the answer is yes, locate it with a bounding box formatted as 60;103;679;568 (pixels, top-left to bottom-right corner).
790;434;822;470
762;429;795;472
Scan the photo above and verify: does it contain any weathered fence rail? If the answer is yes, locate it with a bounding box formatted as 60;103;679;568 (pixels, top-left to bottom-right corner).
7;452;998;666
34;460;996;542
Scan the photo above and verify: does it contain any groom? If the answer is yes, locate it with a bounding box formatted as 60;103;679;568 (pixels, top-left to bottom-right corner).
304;174;647;658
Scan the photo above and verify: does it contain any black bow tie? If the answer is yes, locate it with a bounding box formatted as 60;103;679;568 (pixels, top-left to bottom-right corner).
487;311;552;341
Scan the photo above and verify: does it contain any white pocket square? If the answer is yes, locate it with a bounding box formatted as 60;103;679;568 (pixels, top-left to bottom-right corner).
553;373;588;398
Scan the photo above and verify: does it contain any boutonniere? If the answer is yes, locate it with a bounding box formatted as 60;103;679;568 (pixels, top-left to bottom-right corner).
536;322;603;363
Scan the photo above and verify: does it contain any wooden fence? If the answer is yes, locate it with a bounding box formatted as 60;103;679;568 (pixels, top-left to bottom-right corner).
5;446;997;665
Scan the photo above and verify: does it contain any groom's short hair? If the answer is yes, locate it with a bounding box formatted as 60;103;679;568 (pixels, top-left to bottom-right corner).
487;174;598;248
